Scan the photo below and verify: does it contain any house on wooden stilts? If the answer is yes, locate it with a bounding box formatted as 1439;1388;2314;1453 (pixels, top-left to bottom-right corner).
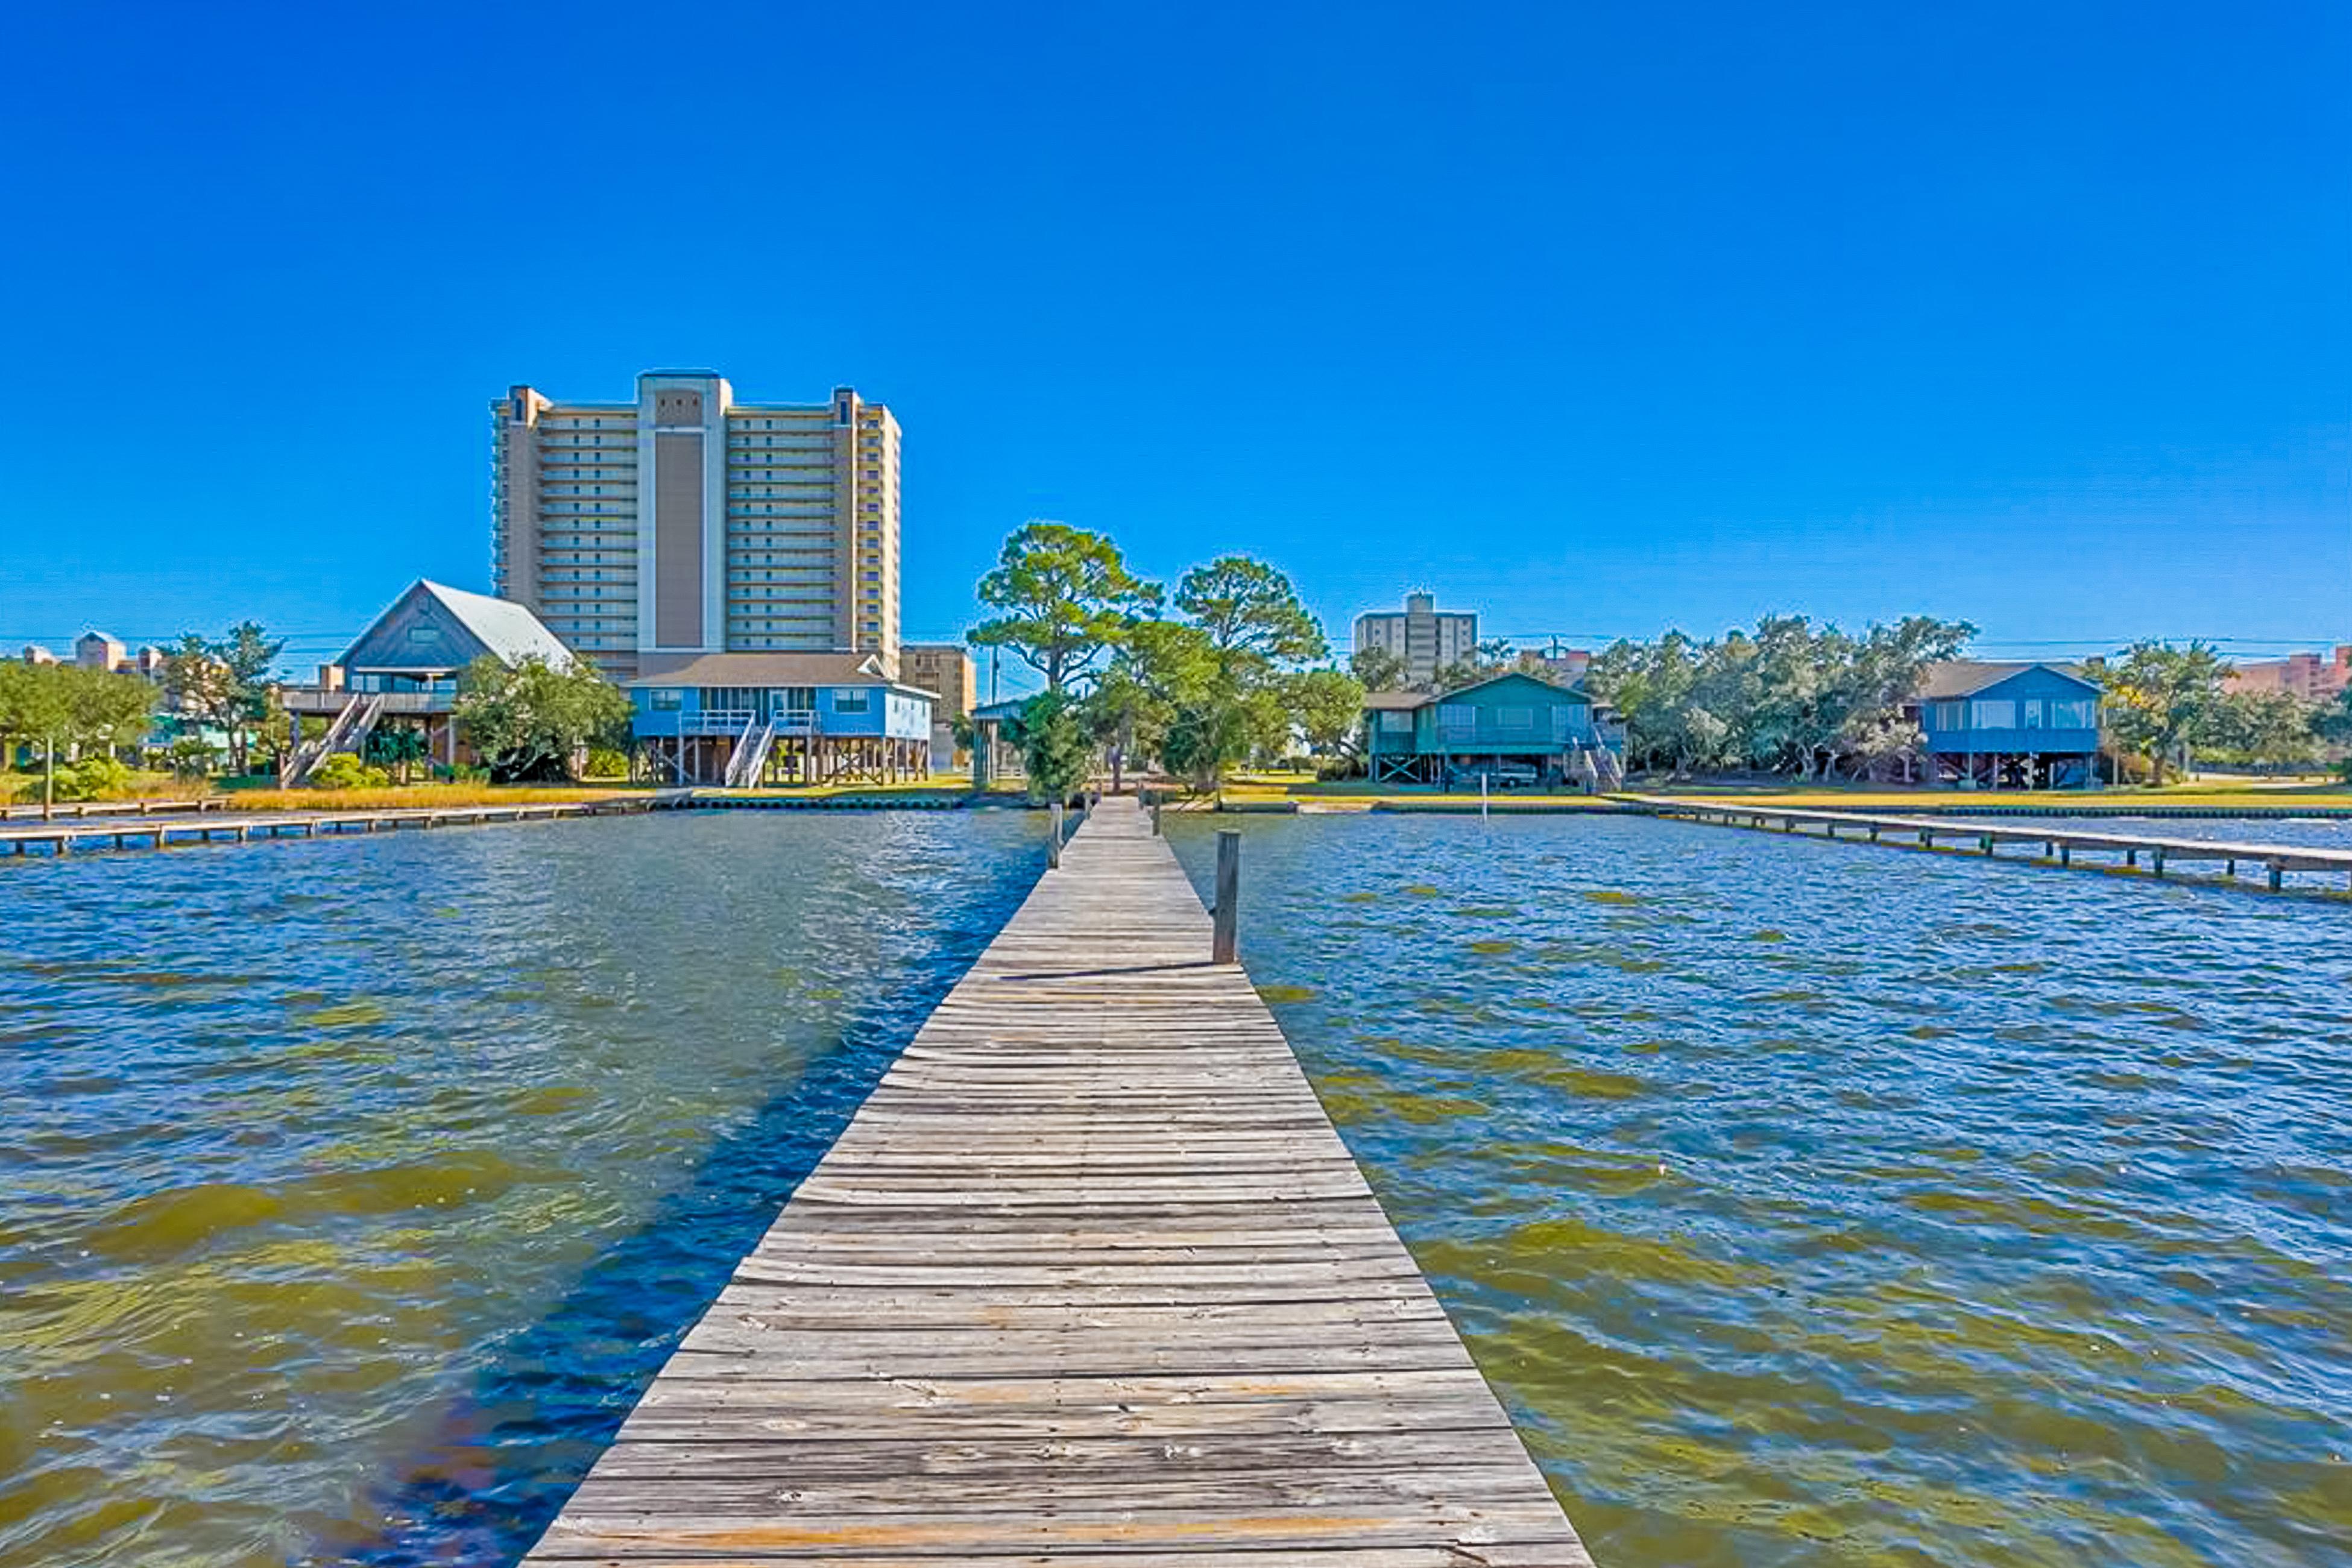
1362;670;1626;789
279;579;573;781
628;652;935;787
1909;661;2106;788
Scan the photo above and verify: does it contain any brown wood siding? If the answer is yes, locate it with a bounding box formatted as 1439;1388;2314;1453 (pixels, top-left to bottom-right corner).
654;430;704;647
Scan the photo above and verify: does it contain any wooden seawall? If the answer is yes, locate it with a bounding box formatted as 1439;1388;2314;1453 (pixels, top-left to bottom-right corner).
524;796;1590;1565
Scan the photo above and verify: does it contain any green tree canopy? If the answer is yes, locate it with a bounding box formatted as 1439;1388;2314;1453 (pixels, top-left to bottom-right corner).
64;665;157;751
0;662;73;760
968;523;1161;692
1173;556;1328;669
163;620;284;772
1285;667;1368;761
1348;645;1408;692
1156;556;1329;786
2316;685;2352;751
1085;619;1219;789
2201;688;2319;772
453;655;631;782
1002;688;1093;803
1584;616;1973;779
2096;641;2231;785
0;661;159;811
0;662;155;754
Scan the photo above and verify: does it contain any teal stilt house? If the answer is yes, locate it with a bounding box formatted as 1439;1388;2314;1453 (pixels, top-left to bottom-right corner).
1362;671;1625;788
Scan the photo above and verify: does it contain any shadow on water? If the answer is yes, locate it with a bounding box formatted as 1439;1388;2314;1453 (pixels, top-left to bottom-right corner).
322;946;1011;1565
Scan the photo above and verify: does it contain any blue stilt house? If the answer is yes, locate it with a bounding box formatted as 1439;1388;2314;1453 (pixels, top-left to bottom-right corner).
626;652;935;786
1909;661;2105;788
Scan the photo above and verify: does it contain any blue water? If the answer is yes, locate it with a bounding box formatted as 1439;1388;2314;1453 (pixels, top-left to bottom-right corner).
8;805;2348;1567
0;811;1041;1567
1170;812;2352;1568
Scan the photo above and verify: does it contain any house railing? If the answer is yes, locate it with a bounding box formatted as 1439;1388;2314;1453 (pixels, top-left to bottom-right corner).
282;686;450;716
660;708;822;737
1433;714;1594;746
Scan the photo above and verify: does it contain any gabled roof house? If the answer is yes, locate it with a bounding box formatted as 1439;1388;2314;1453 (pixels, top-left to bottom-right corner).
1361;670;1624;789
1907;661;2105;788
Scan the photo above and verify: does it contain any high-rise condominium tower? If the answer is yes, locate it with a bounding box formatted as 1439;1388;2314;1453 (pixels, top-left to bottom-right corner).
1352;591;1478;687
491;370;901;681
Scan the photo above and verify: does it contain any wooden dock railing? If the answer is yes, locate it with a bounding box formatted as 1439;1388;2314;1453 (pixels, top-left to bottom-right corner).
522;795;1591;1564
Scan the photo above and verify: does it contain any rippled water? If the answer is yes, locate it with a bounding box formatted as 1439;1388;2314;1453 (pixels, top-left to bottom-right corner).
0;813;1038;1567
2019;814;2352;852
1170;814;2352;1568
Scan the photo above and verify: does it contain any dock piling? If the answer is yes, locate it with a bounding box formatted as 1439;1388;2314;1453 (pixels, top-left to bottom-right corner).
1212;827;1240;964
1048;801;1064;868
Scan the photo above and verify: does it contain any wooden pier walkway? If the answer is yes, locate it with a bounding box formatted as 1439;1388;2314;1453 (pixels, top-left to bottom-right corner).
523;796;1590;1565
1635;796;2352;892
0;797;663;858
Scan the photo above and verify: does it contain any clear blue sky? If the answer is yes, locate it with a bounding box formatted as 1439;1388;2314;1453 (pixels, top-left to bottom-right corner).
2;2;2344;676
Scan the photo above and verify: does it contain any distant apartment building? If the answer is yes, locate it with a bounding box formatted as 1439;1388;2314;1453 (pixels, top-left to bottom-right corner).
2227;646;2351;704
1352;592;1477;687
58;633;165;676
491;370;902;682
900;644;976;724
900;643;977;770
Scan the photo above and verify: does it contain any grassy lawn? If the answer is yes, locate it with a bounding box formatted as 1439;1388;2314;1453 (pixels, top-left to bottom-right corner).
222;782;651;812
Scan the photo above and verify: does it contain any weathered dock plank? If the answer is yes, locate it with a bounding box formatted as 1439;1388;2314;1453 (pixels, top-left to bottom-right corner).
522;797;1589;1566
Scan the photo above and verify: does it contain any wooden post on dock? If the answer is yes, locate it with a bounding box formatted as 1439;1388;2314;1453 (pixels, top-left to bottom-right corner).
1048;802;1064;869
1212;828;1240;964
1150;795;1162;835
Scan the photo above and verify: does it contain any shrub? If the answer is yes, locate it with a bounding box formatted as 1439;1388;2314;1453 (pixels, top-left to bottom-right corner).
309;753;392;791
51;755;134;802
165;736;220;779
583;746;631;780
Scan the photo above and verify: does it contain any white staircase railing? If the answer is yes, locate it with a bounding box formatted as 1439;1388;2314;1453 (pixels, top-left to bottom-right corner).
724;714;779;788
283;693;386;786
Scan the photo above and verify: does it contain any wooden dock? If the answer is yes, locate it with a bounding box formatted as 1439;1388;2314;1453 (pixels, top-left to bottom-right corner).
523;796;1590;1565
0;795;233;822
1635;797;2352;892
0;797;664;858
